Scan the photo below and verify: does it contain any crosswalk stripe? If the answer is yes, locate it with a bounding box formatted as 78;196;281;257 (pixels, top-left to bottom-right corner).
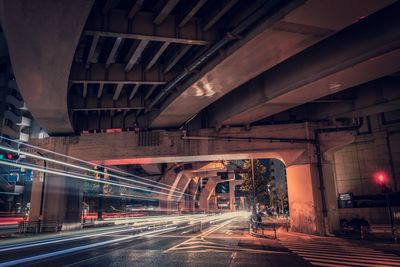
302;256;398;267
285;246;398;257
280;240;400;267
309;261;358;267
292;250;400;262
296;252;400;265
280;243;396;254
290;249;400;261
280;242;384;252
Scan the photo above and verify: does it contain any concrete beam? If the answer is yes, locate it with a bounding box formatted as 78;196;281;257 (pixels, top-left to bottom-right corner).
125;40;149;72
105;37;123;68
150;0;396;128
145;42;170;71
85;10;216;45
178;0;207;28
0;0;94;134
153;0;180;25
202;0;238;31
206;3;400;126
31;123;354;167
70;63;175;85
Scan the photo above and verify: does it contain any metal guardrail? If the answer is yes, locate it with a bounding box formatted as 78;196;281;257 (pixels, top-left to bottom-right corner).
249;219;277;239
19;220;62;233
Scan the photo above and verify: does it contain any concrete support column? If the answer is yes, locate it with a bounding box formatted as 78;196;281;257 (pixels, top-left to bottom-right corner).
286;163;338;235
286;164;324;235
229;180;236;211
28;141;83;231
199;177;217;211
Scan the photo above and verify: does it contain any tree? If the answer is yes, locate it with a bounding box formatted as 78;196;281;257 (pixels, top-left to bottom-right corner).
268;182;288;216
240;159;273;208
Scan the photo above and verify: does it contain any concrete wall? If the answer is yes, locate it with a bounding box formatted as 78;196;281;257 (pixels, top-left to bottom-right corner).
333;113;400;224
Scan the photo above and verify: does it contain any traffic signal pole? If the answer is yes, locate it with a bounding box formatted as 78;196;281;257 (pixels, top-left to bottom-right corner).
98;166;104;221
382;185;396;242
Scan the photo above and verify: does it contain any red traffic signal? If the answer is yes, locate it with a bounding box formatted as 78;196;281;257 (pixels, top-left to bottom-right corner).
375;172;387;186
0;152;19;161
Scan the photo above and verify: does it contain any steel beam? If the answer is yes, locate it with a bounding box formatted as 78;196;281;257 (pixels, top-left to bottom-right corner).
113;83;124;101
102;0;113;14
72;107;144;111
146;42;170;71
203;0;238;31
83;83;88;98
179;0;207;27
97;83;104;98
85;11;215;45
129;84;140;100
128;0;144;19
145;85;158;100
85;30;210;46
153;0;180;25
125;40;149;72
70;63;174;85
105;37;123;68
86;34;100;68
164;45;192;73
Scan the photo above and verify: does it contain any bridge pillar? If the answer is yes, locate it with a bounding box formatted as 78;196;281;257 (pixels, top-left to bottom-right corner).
287;164;324;235
29;163;83;232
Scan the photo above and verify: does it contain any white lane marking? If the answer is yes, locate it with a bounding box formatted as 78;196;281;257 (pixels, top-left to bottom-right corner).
163;218;236;253
0;226;177;267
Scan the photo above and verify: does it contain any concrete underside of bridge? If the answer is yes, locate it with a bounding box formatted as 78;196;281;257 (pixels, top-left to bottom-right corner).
27;123;357;235
0;0;398;238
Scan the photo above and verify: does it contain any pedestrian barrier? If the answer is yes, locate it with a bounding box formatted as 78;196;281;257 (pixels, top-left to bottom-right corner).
249;219;277;239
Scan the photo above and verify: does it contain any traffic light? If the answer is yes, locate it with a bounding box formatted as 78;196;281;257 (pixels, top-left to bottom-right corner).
217;172;229;180
0;152;19;161
375;172;387;186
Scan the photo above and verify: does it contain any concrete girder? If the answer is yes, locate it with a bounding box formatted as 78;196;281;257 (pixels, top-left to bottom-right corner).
85;10;216;46
70;63;176;85
31;123;354;168
125;40;149;72
178;0;207;28
73;112;137;131
206;3;400;126
199;173;234;211
202;0;239;31
69;92;143;112
153;0;180;25
150;0;396;128
128;0;144;19
158;162;225;211
289;76;400;121
0;0;94;135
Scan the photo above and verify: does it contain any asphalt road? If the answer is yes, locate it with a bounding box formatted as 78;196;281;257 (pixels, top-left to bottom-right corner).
1;215;400;267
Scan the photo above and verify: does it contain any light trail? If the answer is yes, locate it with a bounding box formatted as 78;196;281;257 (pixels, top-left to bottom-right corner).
0;226;178;267
0;160;183;200
0;144;190;196
0;136;185;194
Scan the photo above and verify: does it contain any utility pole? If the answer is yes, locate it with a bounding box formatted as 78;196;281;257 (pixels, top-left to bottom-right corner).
250;156;257;216
97;165;104;221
